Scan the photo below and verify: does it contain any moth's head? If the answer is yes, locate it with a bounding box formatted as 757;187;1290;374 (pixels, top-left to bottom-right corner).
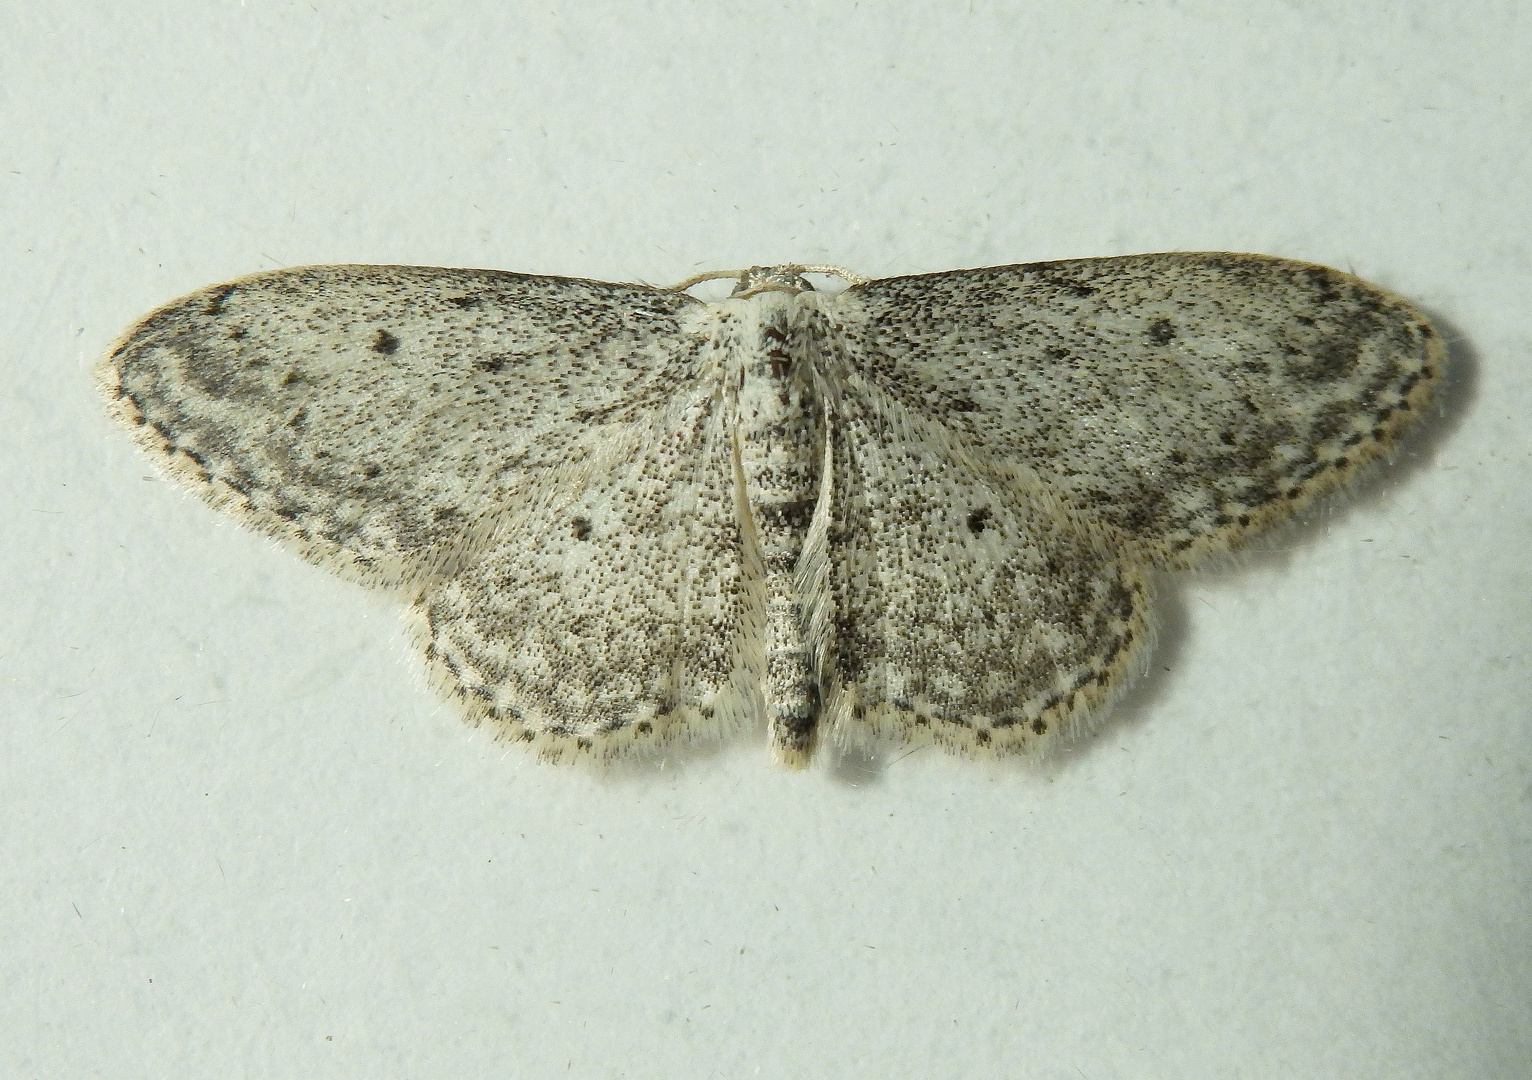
731;266;816;297
669;264;866;298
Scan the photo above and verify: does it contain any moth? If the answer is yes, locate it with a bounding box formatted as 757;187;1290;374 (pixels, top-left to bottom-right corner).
99;254;1441;767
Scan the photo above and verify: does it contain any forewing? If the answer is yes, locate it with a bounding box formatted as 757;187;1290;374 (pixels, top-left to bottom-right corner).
831;253;1441;566
812;386;1152;758
413;389;765;761
98;265;704;586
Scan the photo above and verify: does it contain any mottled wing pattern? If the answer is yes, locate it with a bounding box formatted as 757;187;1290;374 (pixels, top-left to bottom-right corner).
814;253;1439;756
100;254;1441;766
99;264;760;759
413;385;766;760
810;379;1152;757
98;265;705;587
832;253;1442;568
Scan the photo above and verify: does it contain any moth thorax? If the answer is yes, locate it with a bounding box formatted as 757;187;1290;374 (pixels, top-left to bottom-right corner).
737;316;824;559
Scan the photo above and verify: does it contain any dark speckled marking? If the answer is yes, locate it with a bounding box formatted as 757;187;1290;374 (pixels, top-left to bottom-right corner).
96;252;1440;768
205;284;238;314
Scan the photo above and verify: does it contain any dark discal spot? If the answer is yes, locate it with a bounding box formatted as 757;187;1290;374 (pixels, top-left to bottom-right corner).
228;327;248;340
974;729;991;746
360;461;382;479
966;507;992;535
371;329;400;355
447;295;482;310
636;720;652;734
947;396;980;412
1031;718;1048;735
431;506;458;524
1147;318;1175;345
576;737;593;751
205;284;238;314
475;354;510;374
1220;430;1237;446
1295;315;1316;327
570;516;593;541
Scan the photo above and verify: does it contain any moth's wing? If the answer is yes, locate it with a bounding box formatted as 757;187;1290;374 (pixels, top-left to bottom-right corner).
98;265;705;587
412;387;766;761
806;385;1152;758
830;253;1442;567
